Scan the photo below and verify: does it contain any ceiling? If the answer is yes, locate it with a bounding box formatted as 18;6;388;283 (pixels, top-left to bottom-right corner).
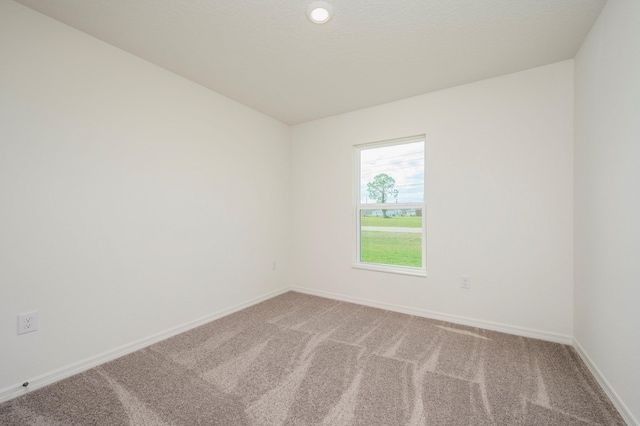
15;0;606;125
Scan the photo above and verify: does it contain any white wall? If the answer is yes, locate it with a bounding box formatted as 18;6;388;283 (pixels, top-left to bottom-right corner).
574;0;640;422
291;61;575;339
0;0;290;391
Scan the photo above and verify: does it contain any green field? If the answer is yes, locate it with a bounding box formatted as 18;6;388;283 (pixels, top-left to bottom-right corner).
360;216;422;228
361;231;422;267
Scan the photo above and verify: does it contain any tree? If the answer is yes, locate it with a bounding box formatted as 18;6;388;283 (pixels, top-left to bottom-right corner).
367;173;398;218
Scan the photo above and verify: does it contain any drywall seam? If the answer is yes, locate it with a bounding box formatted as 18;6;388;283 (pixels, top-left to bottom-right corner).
0;286;290;404
291;286;573;344
573;338;638;426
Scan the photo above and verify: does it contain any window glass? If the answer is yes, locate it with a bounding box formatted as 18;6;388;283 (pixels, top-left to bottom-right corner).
355;137;426;276
360;208;423;268
360;141;424;204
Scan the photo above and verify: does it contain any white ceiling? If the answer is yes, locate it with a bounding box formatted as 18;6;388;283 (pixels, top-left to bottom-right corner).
15;0;606;125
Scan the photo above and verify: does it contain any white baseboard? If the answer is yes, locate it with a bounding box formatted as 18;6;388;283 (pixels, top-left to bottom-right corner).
291;286;573;345
6;284;634;426
0;286;290;404
573;339;638;426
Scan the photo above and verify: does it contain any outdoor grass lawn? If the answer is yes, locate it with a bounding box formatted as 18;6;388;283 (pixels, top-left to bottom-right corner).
361;231;422;267
361;216;422;228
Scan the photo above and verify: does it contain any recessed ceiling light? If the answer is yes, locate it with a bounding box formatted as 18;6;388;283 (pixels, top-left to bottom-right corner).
306;1;333;24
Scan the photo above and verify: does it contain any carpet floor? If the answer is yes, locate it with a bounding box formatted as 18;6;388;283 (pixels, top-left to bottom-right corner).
0;291;625;425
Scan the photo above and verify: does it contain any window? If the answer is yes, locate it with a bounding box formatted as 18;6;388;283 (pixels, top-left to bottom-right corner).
354;136;425;276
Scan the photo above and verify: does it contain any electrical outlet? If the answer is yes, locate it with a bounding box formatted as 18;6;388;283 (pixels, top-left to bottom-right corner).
460;275;470;289
18;311;38;335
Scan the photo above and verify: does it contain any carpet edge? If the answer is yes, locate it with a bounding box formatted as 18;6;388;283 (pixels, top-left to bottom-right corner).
0;286;290;404
290;286;573;344
573;338;638;426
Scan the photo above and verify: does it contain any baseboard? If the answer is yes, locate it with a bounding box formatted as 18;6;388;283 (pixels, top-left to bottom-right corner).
0;286;290;404
3;285;635;425
573;338;638;426
291;286;573;345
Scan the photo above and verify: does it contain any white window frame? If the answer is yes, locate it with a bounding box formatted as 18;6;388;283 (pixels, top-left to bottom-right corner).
353;135;426;277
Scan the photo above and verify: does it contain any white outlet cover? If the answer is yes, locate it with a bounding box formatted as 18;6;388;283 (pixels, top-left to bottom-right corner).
460;275;471;289
18;311;38;335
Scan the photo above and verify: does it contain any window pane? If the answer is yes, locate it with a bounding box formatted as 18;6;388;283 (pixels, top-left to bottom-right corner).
360;209;422;268
360;141;424;204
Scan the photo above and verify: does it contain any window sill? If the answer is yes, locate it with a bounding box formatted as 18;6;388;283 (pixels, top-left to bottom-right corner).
352;262;426;277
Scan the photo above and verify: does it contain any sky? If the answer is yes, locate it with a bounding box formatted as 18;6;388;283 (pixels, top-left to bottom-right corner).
360;140;424;204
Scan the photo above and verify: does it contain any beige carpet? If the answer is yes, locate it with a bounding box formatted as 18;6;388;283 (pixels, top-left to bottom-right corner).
0;291;625;425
